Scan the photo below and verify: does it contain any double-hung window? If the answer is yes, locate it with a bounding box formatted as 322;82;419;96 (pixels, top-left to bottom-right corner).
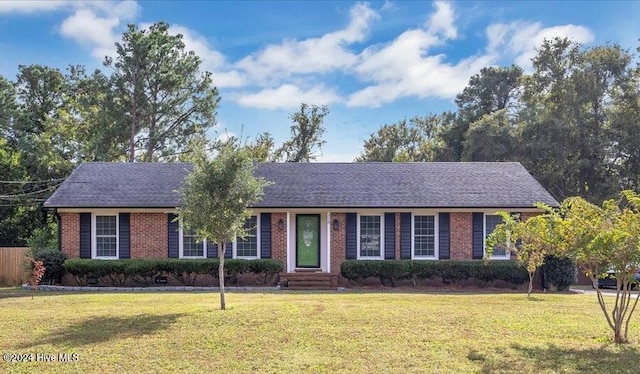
358;215;382;259
181;227;205;258
236;216;258;258
94;215;118;259
413;215;436;259
485;214;509;259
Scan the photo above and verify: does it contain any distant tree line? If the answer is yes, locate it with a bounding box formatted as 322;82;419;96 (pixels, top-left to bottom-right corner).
357;38;640;205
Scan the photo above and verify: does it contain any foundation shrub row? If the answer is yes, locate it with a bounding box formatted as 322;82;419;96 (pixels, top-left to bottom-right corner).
340;260;529;287
63;259;284;287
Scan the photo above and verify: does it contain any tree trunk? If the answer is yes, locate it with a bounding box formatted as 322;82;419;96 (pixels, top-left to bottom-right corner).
218;242;226;310
129;101;136;162
527;271;534;299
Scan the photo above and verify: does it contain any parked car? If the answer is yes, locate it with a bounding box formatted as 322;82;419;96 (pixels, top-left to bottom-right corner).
597;270;640;290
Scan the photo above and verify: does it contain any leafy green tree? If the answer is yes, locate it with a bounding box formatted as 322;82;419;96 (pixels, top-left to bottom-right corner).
1;66;78;245
105;22;220;162
0;136;30;246
276;103;328;162
438;66;523;161
460;109;516;162
177;142;271;310
69;67;130;162
486;210;559;297
0;76;18;135
356;114;447;162
548;192;640;343
11;65;75;178
518;39;637;203
246;132;276;162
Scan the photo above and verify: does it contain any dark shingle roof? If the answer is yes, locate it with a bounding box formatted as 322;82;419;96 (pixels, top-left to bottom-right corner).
44;162;192;208
43;162;558;209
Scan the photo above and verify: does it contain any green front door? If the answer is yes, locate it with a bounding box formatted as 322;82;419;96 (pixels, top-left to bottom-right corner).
296;214;320;268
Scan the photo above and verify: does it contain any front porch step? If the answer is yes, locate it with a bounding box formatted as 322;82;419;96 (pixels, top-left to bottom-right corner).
282;272;338;290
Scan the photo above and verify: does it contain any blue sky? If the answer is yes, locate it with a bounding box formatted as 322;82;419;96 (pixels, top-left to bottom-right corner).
1;1;638;161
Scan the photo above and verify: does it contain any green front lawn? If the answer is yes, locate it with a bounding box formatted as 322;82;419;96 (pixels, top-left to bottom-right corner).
1;289;639;373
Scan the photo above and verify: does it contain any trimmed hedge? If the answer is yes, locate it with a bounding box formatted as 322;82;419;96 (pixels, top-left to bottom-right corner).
541;255;576;291
340;260;528;287
64;259;284;286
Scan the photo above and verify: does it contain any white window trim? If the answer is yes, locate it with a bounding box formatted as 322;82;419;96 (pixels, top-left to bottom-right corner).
357;213;384;260
233;214;261;260
484;213;510;260
179;226;207;259
411;214;439;260
92;213;119;260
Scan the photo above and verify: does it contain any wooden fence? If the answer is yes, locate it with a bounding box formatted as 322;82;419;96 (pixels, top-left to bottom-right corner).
0;247;28;286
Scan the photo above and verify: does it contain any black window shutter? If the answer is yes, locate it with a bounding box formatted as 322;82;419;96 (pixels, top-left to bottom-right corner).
79;213;91;259
384;213;395;260
345;213;357;259
225;242;232;258
400;212;411;259
118;213;130;259
167;213;179;258
472;213;484;259
260;213;272;258
206;242;218;258
438;213;450;259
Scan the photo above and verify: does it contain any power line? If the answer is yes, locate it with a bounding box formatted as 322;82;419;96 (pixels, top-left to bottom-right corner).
0;177;67;184
0;184;62;201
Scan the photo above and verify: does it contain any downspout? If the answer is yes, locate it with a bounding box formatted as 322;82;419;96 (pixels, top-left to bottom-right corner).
54;209;62;252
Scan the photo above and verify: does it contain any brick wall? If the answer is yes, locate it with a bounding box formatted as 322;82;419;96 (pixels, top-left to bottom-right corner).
450;212;473;260
271;213;287;265
131;213;167;258
59;212;79;259
330;213;346;275
59;210;541;266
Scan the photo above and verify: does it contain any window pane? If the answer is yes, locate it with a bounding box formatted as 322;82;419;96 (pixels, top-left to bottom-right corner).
414;215;435;257
360;216;381;257
96;216;116;236
237;216;258;257
96;237;116;257
183;234;204;257
485;215;506;256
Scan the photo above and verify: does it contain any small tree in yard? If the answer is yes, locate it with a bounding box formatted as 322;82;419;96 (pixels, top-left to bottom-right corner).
177;141;270;310
486;210;558;298
552;191;640;344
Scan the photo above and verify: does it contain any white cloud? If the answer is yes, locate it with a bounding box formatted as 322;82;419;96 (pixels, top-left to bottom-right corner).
426;1;457;40
216;131;237;143
235;84;340;110
486;21;594;70
236;2;379;84
347;2;492;107
59;1;140;60
0;0;69;13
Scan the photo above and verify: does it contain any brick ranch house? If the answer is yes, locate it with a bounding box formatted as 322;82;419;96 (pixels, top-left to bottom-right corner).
43;162;558;285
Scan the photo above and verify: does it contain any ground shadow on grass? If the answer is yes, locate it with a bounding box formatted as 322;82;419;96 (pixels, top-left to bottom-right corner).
472;343;640;374
19;313;186;349
0;288;65;300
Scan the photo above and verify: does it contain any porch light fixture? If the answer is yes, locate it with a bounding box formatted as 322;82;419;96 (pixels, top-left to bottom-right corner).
332;219;340;231
278;218;284;231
